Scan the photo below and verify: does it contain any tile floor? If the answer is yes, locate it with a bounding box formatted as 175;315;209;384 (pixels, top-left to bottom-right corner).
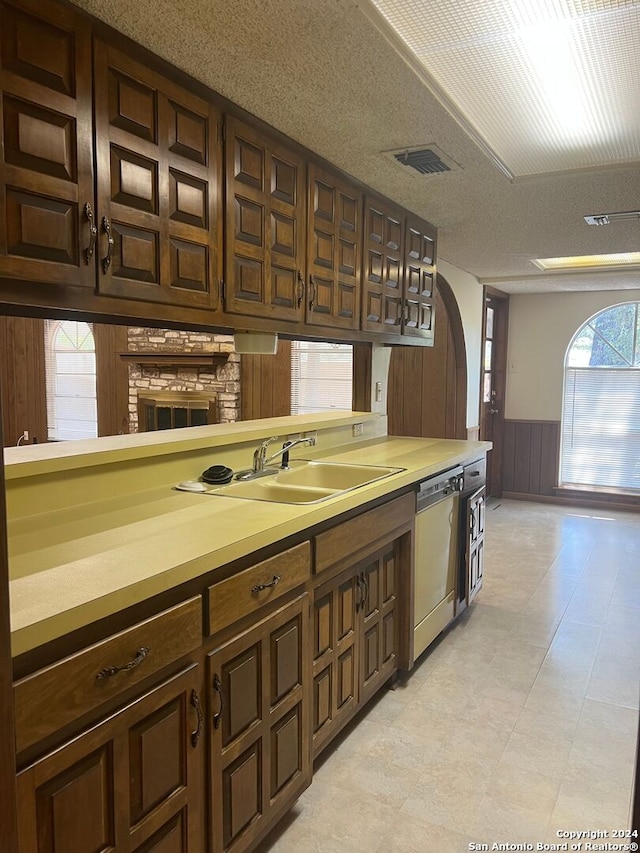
257;498;640;852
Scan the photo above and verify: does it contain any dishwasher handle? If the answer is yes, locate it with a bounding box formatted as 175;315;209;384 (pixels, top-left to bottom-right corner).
416;466;463;512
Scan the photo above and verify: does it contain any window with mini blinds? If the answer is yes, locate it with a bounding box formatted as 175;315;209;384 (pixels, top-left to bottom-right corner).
44;320;98;441
560;303;640;493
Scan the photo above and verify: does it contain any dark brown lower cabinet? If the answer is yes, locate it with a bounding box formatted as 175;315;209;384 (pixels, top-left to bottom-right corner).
207;594;311;853
16;664;203;853
465;486;486;605
311;541;399;757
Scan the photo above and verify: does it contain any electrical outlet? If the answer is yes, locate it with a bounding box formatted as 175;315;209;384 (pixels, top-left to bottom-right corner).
352;422;364;437
303;430;317;444
375;382;383;403
23;430;29;442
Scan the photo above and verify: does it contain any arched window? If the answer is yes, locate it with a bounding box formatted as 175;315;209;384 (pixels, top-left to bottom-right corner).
45;320;98;441
560;302;640;492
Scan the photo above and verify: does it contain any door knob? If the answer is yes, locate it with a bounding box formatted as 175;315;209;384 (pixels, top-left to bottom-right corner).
490;407;499;415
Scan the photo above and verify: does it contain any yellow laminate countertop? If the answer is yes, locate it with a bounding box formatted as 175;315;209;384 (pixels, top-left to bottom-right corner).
9;436;489;656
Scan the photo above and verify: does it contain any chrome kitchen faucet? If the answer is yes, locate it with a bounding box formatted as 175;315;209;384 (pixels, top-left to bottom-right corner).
235;436;316;481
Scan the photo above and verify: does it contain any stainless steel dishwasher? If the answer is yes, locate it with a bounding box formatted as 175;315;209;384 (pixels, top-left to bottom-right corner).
414;465;463;661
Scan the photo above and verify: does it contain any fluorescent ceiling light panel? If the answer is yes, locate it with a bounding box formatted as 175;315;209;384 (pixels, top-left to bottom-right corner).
533;252;640;271
368;0;640;177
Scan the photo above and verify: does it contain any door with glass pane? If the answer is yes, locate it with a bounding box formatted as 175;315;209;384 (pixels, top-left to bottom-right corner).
479;289;508;496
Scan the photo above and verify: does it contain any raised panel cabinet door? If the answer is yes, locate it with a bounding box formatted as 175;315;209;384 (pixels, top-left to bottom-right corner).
16;664;203;853
466;487;485;605
224;116;305;323
358;545;398;706
207;594;311;853
306;163;362;330
402;214;436;343
0;0;95;290
311;567;359;757
361;196;404;335
93;41;222;311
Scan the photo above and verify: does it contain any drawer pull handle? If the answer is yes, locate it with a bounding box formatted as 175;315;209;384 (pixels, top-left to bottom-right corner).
212;674;224;730
355;575;363;611
96;646;150;680
251;574;281;594
190;689;203;748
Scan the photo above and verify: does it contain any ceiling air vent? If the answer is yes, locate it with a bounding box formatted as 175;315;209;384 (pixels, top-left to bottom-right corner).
383;144;460;176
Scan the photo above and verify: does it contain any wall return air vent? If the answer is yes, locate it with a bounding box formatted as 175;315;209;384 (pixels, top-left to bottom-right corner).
383;144;460;176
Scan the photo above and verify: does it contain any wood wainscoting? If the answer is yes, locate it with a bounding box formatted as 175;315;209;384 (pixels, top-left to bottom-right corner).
503;418;640;512
502;419;560;498
240;340;292;420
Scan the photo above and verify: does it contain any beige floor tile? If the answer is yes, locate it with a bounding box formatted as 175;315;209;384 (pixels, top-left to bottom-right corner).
485;762;561;813
586;646;640;709
401;755;498;833
465;799;551;843
260;779;401;852
372;814;476;853
256;501;639;852
550;784;631;832
500;728;574;780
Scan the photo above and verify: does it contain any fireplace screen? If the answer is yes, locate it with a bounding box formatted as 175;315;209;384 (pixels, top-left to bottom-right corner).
137;391;218;431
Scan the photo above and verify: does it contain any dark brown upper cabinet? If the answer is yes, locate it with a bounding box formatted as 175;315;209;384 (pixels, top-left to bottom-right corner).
361;196;437;343
306;163;362;331
224;116;306;323
0;0;437;346
403;213;436;343
0;0;95;289
361;196;405;335
94;41;222;310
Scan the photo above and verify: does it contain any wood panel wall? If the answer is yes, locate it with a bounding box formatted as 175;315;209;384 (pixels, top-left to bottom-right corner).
240;340;292;420
387;284;465;439
93;324;130;436
502;420;560;496
0;317;47;447
352;344;372;412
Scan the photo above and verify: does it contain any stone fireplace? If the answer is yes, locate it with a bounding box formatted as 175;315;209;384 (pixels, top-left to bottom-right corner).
125;328;240;432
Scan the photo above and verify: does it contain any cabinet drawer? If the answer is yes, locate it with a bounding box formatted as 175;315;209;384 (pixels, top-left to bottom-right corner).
14;596;202;753
205;542;311;636
314;493;414;576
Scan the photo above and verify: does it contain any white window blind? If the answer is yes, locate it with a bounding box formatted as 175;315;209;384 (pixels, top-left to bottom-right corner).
559;302;640;493
560;368;640;491
290;341;353;415
44;320;98;441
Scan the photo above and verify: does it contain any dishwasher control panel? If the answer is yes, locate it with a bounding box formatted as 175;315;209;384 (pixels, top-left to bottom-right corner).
416;465;463;511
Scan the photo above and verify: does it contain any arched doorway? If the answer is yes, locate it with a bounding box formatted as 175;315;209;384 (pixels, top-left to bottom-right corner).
387;273;467;439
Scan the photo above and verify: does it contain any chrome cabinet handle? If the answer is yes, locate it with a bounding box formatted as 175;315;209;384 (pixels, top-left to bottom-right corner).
297;270;304;307
190;689;203;748
251;574;281;594
96;646;150;680
84;202;97;263
102;216;114;273
308;274;316;310
212;674;224;730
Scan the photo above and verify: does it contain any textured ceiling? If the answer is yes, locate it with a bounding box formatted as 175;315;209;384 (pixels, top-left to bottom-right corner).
369;0;640;177
69;0;640;294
